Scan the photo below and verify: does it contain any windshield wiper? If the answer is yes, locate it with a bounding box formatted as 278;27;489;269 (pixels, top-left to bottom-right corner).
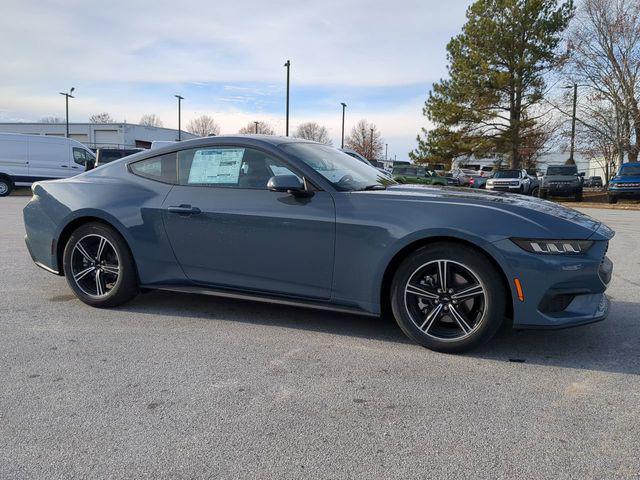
358;184;387;191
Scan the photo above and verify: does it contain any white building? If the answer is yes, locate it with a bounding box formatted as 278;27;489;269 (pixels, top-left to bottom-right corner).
0;122;197;150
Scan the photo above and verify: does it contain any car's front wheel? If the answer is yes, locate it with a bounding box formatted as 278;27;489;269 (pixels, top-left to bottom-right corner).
390;243;506;353
63;222;138;308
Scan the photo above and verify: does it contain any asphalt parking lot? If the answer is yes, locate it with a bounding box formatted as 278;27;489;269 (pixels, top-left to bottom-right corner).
1;196;639;479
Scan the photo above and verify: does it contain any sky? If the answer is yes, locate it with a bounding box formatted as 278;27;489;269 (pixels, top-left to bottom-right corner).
0;0;473;160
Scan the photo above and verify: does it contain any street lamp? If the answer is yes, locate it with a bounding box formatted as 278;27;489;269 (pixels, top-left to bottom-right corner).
254;121;259;134
59;87;75;138
340;103;347;148
562;83;580;165
284;60;290;136
385;143;388;161
174;95;184;141
369;127;374;160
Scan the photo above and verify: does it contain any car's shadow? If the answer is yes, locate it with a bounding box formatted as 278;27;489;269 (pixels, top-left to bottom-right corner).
121;291;639;376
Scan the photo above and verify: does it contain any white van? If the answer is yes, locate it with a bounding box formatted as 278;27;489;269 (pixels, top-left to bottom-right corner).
0;133;95;196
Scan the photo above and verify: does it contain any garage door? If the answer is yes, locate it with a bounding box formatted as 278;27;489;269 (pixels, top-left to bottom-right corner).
94;129;120;148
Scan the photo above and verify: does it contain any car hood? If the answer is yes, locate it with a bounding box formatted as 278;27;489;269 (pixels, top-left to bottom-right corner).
610;175;640;183
363;184;608;239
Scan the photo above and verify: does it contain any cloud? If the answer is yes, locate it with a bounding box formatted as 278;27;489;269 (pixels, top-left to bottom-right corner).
0;0;471;158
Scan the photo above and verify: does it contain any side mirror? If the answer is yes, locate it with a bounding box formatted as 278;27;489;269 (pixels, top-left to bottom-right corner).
267;175;313;197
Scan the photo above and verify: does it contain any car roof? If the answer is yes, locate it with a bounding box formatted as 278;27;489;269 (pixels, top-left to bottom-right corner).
144;134;315;156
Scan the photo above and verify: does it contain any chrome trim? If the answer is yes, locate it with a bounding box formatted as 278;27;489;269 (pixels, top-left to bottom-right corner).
34;261;59;275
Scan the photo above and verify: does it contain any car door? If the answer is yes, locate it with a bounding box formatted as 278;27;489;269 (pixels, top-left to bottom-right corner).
27;137;72;180
160;145;336;299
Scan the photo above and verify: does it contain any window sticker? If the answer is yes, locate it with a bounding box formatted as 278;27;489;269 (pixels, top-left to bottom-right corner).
188;148;244;185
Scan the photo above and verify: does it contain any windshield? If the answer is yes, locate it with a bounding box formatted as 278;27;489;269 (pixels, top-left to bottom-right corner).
619;165;640;176
343;150;373;167
494;170;520;178
546;166;577;176
281;143;395;191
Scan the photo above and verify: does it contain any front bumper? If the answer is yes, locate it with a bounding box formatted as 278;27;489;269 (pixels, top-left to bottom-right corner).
608;187;640;198
488;238;613;329
543;183;580;195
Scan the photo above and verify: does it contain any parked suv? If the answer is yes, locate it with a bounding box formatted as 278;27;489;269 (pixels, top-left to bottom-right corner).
85;148;143;171
585;176;603;188
539;165;583;201
608;162;640;203
485;169;539;195
392;165;447;185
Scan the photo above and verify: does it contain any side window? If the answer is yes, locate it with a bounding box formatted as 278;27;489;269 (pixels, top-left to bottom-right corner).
178;147;300;189
73;147;87;166
129;153;177;184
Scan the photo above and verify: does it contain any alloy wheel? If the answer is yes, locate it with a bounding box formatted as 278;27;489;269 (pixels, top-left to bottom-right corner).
403;259;487;341
70;234;120;298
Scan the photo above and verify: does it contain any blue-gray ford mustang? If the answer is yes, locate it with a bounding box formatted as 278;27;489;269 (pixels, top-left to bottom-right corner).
23;136;615;352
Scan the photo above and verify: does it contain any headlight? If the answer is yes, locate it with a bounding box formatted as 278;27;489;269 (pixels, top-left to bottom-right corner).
511;238;594;254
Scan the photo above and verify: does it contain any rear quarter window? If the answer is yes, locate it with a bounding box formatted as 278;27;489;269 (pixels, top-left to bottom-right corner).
129;153;177;184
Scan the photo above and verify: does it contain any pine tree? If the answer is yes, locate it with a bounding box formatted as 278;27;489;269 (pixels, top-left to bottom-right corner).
411;0;574;168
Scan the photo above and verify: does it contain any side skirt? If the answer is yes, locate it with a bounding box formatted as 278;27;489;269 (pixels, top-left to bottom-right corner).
147;284;378;318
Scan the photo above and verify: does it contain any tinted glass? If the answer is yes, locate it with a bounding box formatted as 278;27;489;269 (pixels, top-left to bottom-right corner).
494;170;520;178
281;143;394;191
619;165;640;176
130;153;177;183
178;147;300;189
547;166;577;175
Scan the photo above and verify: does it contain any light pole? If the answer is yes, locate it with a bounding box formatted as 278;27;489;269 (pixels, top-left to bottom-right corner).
340;103;347;148
59;88;75;138
284;60;290;136
369;128;374;160
254;121;259;134
562;83;579;165
174;95;184;141
385;143;388;161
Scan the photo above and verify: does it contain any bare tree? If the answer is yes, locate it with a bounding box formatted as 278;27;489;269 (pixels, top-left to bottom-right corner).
186;115;221;137
345;119;384;160
293;122;332;144
40;116;63;123
89;112;115;124
238;121;275;135
139;114;163;127
564;0;640;162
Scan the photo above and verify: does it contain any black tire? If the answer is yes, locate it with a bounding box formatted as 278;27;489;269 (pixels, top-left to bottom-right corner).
608;194;618;204
0;176;13;197
390;243;506;353
62;222;138;308
575;191;583;202
539;189;548;199
531;187;539;197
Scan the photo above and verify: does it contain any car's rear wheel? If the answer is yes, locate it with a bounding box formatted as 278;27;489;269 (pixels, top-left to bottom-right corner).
390;243;506;353
608;194;618;204
0;176;13;197
531;187;539;197
63;223;138;308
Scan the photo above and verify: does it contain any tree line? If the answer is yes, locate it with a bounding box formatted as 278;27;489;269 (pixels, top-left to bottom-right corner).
410;0;640;179
59;112;386;160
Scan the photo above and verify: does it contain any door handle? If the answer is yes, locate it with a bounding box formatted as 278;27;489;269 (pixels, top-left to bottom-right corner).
60;165;68;168
71;166;79;169
167;205;201;215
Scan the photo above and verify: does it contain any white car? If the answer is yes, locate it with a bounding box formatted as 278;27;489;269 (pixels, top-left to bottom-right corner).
0;133;95;196
448;168;478;187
